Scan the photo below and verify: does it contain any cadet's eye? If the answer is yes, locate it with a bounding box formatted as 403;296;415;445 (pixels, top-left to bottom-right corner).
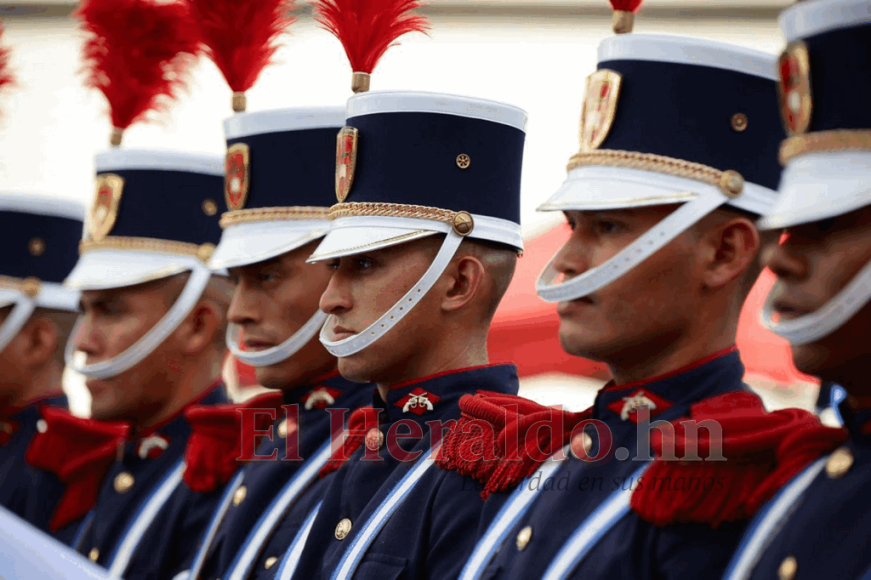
354;257;374;270
257;271;278;283
327;259;341;271
816;218;836;233
595;219;621;234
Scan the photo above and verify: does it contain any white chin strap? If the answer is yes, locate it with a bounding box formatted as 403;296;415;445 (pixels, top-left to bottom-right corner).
0;292;37;353
226;310;328;367
65;264;212;380
320;230;465;358
761;257;871;346
536;190;730;303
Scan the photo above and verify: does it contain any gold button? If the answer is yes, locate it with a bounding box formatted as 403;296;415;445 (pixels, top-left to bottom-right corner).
278;420;288;439
114;472;134;494
452;211;474;236
233;485;247;506
456;153;471;169
365;428;384;451
826;446;854;479
718;170;744;198
29;237;46;256
571;431;593;458
21;277;41;298
197;243;216;263
335;518;352;540
202;199;218;216
264;556;278;570
516;526;533;551
731;112;749;132
778;555;797;580
89;548;99;562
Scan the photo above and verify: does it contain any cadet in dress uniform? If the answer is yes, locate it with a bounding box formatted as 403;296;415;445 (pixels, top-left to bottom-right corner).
435;5;844;579
0;192;83;532
723;1;871;578
266;9;527;579
23;0;233;576
146;6;373;576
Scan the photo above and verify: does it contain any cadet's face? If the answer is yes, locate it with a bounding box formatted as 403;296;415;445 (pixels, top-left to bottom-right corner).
227;242;336;390
552;207;698;363
73;281;181;422
319;237;441;385
763;207;871;381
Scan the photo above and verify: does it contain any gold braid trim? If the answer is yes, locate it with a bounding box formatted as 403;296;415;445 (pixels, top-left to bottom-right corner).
780;130;871;165
219;206;330;229
0;275;41;298
567;150;745;198
80;236;215;263
328;202;458;224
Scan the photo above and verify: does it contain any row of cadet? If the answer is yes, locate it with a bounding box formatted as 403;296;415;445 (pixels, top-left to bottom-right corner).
1;0;870;578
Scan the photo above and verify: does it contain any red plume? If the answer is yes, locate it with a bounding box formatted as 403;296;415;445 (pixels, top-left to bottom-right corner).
609;0;643;11
311;0;429;91
76;0;201;142
609;0;642;33
187;0;295;111
0;21;14;93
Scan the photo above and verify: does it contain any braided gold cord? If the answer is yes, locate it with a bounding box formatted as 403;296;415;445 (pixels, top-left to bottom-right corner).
219;206;330;228
328;202;457;224
780;130;871;165
567;150;744;198
80;236;203;258
0;275;40;297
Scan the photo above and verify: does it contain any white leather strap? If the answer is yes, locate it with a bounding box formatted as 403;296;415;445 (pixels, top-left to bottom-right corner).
722;457;827;580
761;257;871;345
320;231;464;358
460;450;567;580
541;463;649;580
65;264;212;380
106;460;186;577
536;191;730;303
227;310;328;367
0;292;36;353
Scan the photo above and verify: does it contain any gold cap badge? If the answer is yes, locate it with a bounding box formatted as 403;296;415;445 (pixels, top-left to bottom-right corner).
580;69;623;152
225;143;250;211
336;127;359;203
89;174;124;242
778;41;812;136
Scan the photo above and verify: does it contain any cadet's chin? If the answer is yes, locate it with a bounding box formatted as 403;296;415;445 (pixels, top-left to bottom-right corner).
336;356;374;385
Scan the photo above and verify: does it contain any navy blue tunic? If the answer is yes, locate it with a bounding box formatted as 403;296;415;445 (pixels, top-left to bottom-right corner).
476;351;751;579
65;386;228;574
284;364;520;580
0;394;67;532
185;374;372;580
737;399;871;580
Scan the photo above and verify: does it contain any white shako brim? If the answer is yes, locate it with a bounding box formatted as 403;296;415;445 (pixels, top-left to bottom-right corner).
210;220;331;270
95;148;224;175
223;106;346;139
308;215;523;263
779;0;871;44
539;166;776;215
0;191;86;221
0;283;80;354
758;150;871;230
66;249;208;290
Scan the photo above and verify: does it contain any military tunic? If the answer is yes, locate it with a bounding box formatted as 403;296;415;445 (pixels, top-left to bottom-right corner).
65;385;227;574
0;394;67;531
181;373;371;580
473;350;753;579
285;364;519;580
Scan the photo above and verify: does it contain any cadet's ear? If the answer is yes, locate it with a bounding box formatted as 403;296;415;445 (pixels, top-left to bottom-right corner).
20;316;60;369
698;216;760;289
177;299;224;355
440;254;486;313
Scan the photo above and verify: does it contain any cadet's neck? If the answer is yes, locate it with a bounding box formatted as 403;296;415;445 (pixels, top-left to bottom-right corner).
375;340;489;400
12;361;63;409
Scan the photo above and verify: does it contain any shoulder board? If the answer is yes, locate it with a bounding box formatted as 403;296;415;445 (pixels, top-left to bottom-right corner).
437;390;591;500
630;390;848;528
183;392;284;492
25;407;129;531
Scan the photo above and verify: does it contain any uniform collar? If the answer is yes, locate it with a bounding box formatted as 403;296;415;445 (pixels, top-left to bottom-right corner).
131;381;227;445
283;370;361;411
594;347;745;424
377;363;519;424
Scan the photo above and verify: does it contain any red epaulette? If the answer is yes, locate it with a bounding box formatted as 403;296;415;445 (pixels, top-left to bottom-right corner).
630;390;848;528
319;406;379;478
183;392;284;493
25;407;130;532
436;390;591;500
